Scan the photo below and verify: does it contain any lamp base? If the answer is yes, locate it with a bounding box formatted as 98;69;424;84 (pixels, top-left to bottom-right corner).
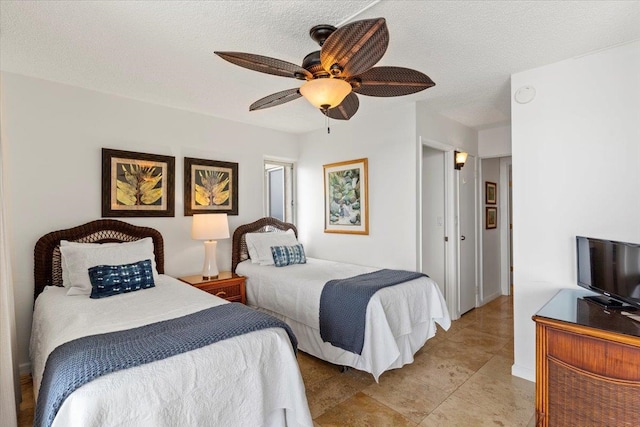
202;240;219;279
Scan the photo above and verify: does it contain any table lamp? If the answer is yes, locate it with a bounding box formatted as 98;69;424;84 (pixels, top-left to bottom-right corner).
191;213;230;279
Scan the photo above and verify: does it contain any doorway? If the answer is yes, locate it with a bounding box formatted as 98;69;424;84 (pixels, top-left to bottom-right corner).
421;146;447;298
264;160;295;223
418;138;478;320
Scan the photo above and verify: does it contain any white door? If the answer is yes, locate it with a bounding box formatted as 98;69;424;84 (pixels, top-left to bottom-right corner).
458;155;477;315
421;146;447;297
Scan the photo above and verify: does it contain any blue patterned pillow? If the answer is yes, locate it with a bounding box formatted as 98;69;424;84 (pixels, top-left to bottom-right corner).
270;244;307;267
88;259;155;299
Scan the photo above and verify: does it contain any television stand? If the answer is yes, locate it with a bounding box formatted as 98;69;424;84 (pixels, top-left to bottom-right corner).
533;289;640;427
582;295;637;310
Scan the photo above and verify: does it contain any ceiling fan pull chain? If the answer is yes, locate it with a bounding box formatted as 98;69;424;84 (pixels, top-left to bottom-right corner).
325;111;330;134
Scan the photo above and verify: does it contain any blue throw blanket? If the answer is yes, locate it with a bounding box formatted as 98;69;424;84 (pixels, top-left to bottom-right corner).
35;303;297;427
319;269;426;355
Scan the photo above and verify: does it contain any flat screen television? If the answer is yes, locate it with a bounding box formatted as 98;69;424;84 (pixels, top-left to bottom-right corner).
576;236;640;309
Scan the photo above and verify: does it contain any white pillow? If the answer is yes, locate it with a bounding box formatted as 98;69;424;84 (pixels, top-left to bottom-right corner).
60;237;159;296
60;240;121;287
245;230;298;265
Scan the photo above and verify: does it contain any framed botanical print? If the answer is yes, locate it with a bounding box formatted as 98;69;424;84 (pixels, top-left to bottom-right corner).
102;148;175;217
323;158;368;235
184;157;238;216
485;181;497;205
486;207;497;229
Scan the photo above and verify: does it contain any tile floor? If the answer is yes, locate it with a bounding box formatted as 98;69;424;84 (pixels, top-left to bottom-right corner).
18;295;534;426
298;295;536;426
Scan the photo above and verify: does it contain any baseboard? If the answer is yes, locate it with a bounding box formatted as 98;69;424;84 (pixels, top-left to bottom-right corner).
480;291;502;306
511;363;535;382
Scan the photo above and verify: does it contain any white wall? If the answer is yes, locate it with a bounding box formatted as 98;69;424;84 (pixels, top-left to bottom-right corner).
478;125;511;158
511;41;640;381
481;157;501;302
417;103;478;156
296;103;418;270
1;72;299;371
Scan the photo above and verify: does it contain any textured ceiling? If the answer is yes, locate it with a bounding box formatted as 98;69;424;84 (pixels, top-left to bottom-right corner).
2;1;639;134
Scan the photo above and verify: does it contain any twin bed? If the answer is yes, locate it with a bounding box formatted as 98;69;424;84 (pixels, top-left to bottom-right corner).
232;217;451;381
31;217;450;426
31;219;312;427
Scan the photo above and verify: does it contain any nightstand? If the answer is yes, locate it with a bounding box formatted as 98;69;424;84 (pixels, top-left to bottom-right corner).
178;272;246;304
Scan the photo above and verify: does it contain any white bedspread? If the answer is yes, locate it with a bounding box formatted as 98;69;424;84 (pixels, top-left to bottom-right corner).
30;275;313;427
236;258;451;381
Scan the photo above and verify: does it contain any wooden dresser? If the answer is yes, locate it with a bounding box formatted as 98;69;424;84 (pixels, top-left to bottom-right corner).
533;289;640;427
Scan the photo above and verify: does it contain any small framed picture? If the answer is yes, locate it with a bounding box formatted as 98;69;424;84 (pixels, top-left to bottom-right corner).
323;158;368;235
486;207;497;229
485;181;497;205
184;157;238;216
102;148;175;217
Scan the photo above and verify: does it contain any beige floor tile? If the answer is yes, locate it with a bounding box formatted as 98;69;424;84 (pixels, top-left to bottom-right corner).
496;339;515;360
478;355;535;390
305;367;375;418
387;351;476;394
452;371;534;426
298;351;341;387
446;327;510;354
362;370;450;423
465;316;514;338
315;392;416;427
419;394;530;427
422;338;494;372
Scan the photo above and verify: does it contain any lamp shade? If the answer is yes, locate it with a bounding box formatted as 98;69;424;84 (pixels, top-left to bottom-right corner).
191;213;230;241
300;78;352;109
454;151;468;170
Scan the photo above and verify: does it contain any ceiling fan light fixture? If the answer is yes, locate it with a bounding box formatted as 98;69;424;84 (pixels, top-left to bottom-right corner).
299;78;352;110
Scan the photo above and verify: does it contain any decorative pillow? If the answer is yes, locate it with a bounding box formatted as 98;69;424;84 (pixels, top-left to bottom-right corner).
60;237;158;296
245;229;299;265
60;240;121;287
270;244;307;267
88;259;155;299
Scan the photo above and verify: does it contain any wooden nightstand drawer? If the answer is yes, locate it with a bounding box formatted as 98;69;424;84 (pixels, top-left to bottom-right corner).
178;272;246;304
197;282;241;301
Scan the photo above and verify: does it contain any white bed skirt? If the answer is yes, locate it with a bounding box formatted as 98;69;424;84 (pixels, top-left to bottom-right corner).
238;258;451;381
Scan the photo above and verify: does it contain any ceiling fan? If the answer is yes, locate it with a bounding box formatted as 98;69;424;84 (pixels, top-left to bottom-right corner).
214;17;435;123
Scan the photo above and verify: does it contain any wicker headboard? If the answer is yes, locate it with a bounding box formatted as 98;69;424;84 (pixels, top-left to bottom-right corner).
33;219;165;299
232;217;298;273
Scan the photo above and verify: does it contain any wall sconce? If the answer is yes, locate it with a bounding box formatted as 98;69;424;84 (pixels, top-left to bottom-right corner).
191;213;230;279
454;151;468;170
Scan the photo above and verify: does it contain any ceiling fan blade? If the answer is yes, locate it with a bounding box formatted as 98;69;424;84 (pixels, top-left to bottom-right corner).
320;18;389;78
215;52;312;79
351;66;435;97
249;88;302;111
322;93;360;120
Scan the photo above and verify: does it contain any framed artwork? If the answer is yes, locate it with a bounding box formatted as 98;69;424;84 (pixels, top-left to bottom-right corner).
485;181;497;205
323;158;368;235
102;148;175;217
184;157;238;216
486;207;497;229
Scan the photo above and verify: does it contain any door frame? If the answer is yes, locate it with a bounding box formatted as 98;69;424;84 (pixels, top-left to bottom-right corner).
263;158;296;224
499;157;512;295
416;137;460;320
456;153;479;315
